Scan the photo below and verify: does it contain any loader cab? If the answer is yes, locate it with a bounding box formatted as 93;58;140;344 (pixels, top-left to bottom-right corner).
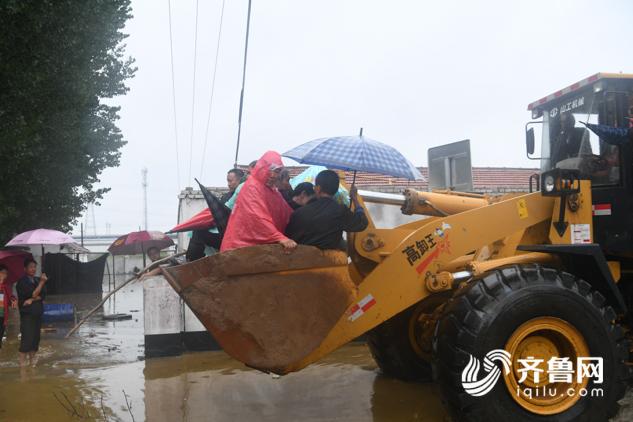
527;74;633;254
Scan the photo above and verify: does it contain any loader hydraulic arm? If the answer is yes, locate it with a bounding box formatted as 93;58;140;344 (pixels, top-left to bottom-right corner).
359;188;489;217
288;191;556;373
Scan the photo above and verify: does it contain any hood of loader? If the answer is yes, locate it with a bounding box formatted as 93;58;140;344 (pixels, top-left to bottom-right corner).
161;245;357;373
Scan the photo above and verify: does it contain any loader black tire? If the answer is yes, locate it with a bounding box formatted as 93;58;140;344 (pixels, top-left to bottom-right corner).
367;295;447;381
434;264;628;422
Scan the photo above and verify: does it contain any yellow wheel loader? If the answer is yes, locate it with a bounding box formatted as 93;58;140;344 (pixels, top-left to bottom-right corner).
163;73;633;421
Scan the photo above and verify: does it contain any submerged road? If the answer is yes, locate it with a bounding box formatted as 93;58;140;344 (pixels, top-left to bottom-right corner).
0;282;631;421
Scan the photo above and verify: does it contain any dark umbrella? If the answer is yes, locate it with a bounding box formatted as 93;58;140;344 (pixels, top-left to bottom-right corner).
580;122;632;146
0;249;33;285
108;231;174;267
195;179;231;236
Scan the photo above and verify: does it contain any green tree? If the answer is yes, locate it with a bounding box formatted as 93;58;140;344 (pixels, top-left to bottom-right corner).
0;0;135;243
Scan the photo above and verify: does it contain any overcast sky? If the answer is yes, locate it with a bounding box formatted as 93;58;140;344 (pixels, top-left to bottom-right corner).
76;0;633;235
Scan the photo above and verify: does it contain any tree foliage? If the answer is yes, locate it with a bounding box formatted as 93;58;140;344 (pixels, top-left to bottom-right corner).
0;0;135;243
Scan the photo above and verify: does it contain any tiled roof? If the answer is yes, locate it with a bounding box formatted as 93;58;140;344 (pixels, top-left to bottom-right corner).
271;166;539;193
187;166;538;198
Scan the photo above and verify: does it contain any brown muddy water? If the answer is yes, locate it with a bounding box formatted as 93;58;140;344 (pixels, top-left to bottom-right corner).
0;280;632;422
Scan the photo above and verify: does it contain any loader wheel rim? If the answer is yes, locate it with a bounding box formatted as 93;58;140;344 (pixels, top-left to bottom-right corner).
503;317;589;415
408;304;427;359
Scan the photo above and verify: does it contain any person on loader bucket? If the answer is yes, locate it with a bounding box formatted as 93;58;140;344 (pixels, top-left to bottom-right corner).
220;151;296;252
186;168;245;262
277;168;300;210
290;182;316;207
285;170;368;250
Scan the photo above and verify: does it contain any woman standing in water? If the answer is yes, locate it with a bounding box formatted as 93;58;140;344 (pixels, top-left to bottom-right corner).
16;258;47;366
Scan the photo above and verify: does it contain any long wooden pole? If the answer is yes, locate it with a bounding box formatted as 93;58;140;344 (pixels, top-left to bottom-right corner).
65;252;185;338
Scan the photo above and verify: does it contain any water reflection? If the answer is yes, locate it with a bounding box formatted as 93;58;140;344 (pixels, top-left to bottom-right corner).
2;279;631;421
141;345;446;422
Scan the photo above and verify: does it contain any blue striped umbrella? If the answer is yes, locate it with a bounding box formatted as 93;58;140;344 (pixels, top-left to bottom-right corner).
282;133;424;181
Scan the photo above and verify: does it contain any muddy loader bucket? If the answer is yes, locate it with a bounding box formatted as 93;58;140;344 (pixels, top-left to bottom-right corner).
161;245;357;374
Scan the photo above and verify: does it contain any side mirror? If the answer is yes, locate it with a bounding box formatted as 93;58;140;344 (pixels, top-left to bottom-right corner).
526;127;535;156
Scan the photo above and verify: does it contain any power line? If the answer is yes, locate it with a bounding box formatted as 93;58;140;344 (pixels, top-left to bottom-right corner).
188;0;200;184
141;167;148;230
167;0;181;190
200;0;227;178
234;0;253;167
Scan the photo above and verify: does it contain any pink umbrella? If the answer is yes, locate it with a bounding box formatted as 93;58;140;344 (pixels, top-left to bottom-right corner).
7;228;76;246
5;229;88;275
6;229;88;253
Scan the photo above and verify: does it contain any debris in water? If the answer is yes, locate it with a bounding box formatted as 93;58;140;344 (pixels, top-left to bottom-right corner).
102;313;132;321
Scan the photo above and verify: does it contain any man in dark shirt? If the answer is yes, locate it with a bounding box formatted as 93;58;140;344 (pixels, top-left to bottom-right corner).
285;170;368;250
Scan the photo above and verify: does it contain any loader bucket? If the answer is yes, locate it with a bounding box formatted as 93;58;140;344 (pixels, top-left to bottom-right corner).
161;244;357;374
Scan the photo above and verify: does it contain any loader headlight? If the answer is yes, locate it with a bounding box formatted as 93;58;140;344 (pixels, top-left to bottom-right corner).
544;175;555;193
540;169;581;197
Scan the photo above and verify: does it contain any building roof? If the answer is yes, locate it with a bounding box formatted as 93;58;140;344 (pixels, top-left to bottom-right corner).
234;165;539;193
180;166;539;202
289;166;537;193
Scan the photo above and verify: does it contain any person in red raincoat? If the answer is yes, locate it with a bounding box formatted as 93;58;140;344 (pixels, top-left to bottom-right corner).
221;151;296;252
0;264;18;348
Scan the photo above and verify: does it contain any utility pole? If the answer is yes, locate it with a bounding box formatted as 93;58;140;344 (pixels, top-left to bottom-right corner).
142;167;148;230
90;203;96;235
84;203;97;236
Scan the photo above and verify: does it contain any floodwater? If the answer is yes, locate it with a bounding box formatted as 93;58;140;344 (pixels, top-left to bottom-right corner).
0;279;631;422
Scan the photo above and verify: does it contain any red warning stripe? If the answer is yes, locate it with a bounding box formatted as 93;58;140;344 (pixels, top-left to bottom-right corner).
361;297;376;312
592;204;611;216
416;248;440;274
348;294;377;322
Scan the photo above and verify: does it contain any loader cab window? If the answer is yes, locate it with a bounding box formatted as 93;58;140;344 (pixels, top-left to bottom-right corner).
540;91;622;187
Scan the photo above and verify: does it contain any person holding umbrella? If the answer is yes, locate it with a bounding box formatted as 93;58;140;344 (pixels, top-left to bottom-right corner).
138;246;185;280
285;170;368;250
0;264;18;348
108;230;174;267
16;258;47;366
